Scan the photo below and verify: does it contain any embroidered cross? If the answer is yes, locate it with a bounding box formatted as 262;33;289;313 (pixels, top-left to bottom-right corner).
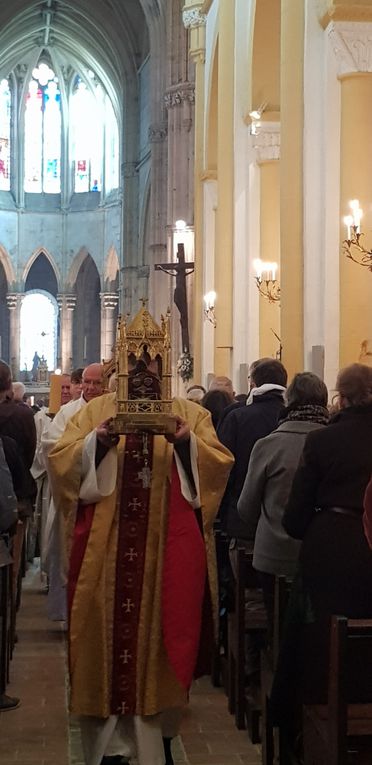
120;649;132;664
117;701;129;714
128;498;142;511
137;465;152;489
124;548;138;562
121;598;135;613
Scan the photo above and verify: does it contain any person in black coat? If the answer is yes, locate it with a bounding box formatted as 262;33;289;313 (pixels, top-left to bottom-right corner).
217;358;287;539
272;364;372;730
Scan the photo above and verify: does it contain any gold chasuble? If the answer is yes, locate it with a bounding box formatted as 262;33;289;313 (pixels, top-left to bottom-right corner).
48;393;233;719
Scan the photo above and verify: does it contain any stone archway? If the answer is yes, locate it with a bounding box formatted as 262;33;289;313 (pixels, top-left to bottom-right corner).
73;253;101;365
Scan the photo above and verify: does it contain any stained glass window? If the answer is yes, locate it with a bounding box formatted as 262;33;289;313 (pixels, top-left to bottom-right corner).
71;77;103;192
0;79;11;191
24;62;61;193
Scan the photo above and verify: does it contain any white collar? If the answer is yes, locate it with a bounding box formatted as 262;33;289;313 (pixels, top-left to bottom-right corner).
246;383;286;406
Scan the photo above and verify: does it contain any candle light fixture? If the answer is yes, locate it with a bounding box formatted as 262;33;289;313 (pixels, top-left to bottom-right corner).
343;199;372;270
253;259;280;303
204;291;217;327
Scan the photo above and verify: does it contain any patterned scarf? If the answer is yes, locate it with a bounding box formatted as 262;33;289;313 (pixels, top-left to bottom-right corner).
280;404;329;426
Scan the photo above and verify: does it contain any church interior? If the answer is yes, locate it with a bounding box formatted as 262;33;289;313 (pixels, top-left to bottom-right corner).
2;0;372;763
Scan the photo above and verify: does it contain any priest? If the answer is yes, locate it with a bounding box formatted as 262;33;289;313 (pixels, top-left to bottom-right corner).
48;389;233;765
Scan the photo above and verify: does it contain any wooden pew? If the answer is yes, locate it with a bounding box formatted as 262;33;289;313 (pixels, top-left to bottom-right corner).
261;575;292;765
303;616;372;765
0;559;12;694
211;519;231;688
227;546;267;735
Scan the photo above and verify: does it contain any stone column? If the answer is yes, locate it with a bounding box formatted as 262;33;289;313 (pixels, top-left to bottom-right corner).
214;0;235;376
6;293;22;379
183;3;206;382
57;294;76;373
100;292;119;361
280;0;305;377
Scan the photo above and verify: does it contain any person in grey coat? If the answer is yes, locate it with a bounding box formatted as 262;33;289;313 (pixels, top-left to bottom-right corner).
237;372;329;627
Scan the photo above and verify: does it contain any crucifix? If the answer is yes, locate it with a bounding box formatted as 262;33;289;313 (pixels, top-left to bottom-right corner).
154;243;194;354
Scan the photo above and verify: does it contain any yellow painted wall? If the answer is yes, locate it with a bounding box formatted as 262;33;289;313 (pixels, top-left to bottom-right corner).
252;0;281;112
339;74;372;367
259;161;281;358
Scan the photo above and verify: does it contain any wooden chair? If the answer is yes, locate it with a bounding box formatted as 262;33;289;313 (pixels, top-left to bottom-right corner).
303;616;372;765
227;546;267;734
261;575;292;765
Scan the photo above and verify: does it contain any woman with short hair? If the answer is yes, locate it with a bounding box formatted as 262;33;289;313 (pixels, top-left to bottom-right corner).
237;371;329;626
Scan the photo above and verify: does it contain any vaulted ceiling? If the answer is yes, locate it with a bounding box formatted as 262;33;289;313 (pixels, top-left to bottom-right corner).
0;0;166;104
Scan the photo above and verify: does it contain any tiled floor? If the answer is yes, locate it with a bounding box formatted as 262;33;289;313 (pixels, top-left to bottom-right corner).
0;567;261;765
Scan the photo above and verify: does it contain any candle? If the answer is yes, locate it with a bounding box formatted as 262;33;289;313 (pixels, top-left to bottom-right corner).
253;259;263;280
344;215;353;241
83;335;87;359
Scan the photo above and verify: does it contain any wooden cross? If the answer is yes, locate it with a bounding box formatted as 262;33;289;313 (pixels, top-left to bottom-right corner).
154;243;194;354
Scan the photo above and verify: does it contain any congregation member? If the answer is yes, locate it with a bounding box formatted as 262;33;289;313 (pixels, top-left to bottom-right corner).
42;363;104;621
201;389;232;430
12;381;27;405
185;383;206;403
208;375;235;401
48;370;233;765
69;367;84;400
217;358;287;541
237;372;329;629
271;363;372;733
0;362;36;473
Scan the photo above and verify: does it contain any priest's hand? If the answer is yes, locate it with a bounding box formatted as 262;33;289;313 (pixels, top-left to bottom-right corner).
96;418;120;449
165;415;190;444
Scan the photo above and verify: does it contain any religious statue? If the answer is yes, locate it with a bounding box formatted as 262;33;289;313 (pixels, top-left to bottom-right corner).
32;351;41;381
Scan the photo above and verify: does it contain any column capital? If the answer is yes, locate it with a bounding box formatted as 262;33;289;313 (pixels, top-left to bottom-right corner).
100;292;119;310
182;6;207;29
57;293;76;311
164;83;195;110
328;21;372;75
6;293;22;310
251;122;281;163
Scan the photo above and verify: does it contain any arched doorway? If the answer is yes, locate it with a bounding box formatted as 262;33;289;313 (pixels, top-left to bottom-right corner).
20;290;58;374
73;253;101;364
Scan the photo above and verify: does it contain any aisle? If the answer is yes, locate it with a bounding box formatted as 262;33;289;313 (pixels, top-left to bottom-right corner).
0;569;261;765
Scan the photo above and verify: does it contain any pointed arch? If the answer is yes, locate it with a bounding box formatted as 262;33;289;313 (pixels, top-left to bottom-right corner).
0;244;16;287
22;247;61;291
103;246;119;291
66;246;101;290
73;253;101;364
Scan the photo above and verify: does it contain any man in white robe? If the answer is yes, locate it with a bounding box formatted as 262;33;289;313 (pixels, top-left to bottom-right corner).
42;363;104;620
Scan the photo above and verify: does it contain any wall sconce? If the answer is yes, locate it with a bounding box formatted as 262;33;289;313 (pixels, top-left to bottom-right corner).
253;259;280;303
204;291;216;327
343;199;372;269
248;101;267;136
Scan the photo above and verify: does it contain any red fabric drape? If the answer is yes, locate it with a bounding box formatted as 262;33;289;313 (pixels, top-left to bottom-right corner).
161;463;207;690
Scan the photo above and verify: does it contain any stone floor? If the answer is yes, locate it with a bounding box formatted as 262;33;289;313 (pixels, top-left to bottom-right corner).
0;566;261;765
